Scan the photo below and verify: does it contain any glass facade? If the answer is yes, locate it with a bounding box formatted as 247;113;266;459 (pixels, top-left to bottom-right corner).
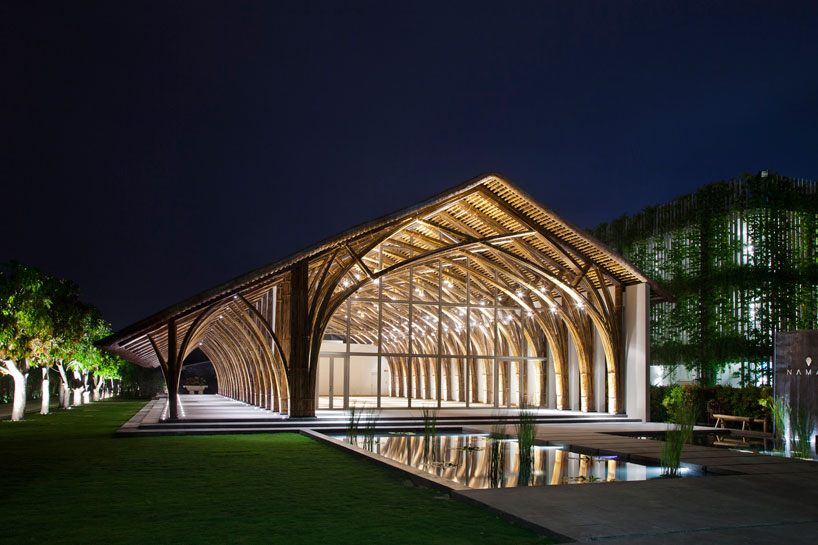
317;255;549;409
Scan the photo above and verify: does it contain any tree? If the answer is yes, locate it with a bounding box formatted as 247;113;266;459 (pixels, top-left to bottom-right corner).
39;275;89;413
66;311;113;405
91;351;122;401
0;263;53;421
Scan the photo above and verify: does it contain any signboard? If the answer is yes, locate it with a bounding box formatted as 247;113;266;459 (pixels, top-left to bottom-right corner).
774;330;818;430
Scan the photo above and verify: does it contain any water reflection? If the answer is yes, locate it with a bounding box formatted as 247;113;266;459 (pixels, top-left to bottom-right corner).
342;433;675;488
634;432;818;462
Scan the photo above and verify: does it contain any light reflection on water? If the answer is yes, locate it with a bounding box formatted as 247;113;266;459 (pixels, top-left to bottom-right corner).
626;432;818;462
341;433;688;488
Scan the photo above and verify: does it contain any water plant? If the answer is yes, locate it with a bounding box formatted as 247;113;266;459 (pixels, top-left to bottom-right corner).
421;406;438;439
563;475;603;484
421;407;439;461
361;407;381;451
346;404;363;445
791;403;815;459
515;405;537;464
488;417;506;441
488;434;506;488
515;405;537;486
759;395;790;446
661;401;695;477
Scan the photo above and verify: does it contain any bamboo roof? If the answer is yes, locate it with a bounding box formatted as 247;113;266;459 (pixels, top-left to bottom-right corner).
98;173;670;368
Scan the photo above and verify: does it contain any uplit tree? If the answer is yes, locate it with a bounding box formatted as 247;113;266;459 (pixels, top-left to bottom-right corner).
91;352;122;400
0;263;53;421
66;311;119;405
40;276;89;414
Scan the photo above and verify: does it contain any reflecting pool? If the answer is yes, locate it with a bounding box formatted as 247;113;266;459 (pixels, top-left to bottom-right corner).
337;433;704;488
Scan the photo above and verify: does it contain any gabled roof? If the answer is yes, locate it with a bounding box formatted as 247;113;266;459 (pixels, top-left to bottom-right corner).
98;173;671;366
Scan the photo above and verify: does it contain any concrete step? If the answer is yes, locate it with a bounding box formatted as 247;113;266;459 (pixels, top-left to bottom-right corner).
140;416;641;431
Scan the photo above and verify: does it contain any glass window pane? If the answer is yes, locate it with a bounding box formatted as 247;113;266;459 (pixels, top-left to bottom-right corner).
440;262;467;303
411;304;439;355
382;268;409;301
381;303;408;354
411;263;439;302
469;307;495;356
349;300;379;348
352;278;379;300
468;273;493;306
496;309;522;357
441;306;467;356
383;356;410;407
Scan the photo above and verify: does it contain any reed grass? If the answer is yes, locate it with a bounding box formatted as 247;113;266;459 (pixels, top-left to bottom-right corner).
661;401;695;477
791;403;815;459
515;406;537;465
515;406;537;486
421;406;439;460
346;404;363;445
361;407;381;450
488;434;506;488
761;395;790;446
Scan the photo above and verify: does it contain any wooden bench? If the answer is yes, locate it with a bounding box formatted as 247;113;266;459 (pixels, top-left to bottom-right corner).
713;413;767;433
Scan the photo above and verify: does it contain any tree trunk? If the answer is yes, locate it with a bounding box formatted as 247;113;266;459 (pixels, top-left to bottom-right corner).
81;371;91;403
72;368;84;405
56;361;71;409
41;367;50;414
92;375;103;401
3;359;29;421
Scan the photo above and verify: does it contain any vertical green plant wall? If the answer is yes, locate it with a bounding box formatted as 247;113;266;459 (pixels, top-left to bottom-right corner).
592;172;818;385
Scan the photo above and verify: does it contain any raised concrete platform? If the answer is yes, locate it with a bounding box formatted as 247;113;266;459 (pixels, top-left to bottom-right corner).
116;394;641;437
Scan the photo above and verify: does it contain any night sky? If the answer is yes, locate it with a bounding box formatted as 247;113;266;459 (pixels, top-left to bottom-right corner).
3;1;817;331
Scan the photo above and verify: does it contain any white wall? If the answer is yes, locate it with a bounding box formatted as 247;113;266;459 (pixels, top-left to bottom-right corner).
624;283;650;421
317;356;344;396
317;341;389;396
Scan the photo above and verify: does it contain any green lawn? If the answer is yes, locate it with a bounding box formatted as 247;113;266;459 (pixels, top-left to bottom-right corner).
0;400;550;544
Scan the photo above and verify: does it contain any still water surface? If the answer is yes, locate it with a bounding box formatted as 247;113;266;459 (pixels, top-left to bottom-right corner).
339;433;702;488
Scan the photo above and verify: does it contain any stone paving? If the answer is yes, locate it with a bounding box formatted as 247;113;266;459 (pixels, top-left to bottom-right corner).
454;424;818;543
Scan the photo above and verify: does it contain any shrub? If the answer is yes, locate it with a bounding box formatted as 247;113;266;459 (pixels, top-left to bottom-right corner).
651;384;772;423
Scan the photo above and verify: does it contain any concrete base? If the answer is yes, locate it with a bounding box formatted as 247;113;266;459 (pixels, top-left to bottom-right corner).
115;394;640;436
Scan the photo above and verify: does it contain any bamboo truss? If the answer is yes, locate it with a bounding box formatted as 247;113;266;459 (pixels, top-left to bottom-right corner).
98;174;665;418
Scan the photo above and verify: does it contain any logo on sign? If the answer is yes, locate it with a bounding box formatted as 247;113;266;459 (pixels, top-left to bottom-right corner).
786;357;815;376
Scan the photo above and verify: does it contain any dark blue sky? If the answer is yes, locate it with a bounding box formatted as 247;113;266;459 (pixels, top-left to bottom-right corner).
3;1;817;330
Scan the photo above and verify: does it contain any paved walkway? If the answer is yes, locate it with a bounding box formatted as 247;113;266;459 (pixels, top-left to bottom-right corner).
453;425;818;543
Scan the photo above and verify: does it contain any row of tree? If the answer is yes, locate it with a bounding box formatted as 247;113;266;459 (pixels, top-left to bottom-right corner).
0;262;123;420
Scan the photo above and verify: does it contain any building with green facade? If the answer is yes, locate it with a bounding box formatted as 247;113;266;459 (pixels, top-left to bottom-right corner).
591;171;818;387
